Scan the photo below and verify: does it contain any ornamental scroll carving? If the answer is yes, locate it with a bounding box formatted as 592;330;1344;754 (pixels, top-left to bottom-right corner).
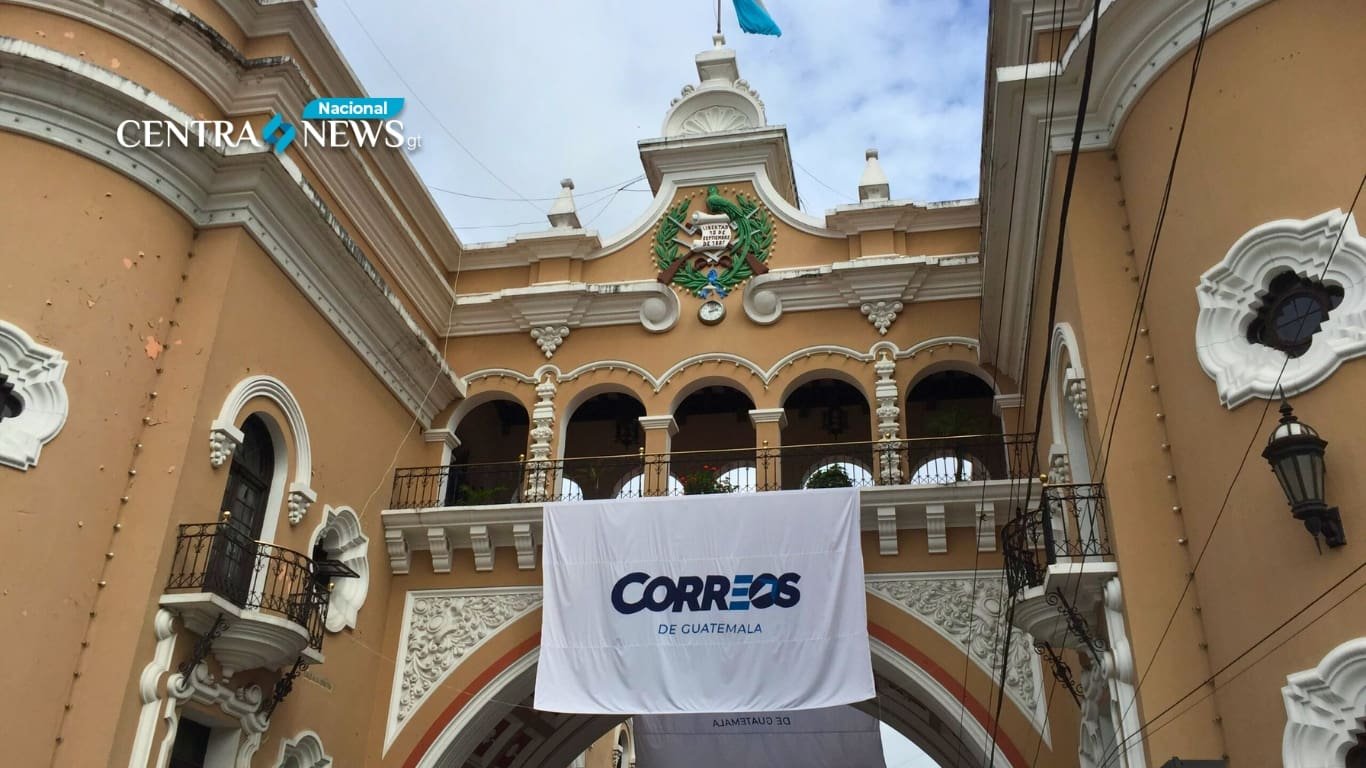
866;574;1043;722
391;589;542;735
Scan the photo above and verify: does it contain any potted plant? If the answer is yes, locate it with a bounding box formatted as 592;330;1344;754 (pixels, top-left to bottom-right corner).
806;464;855;488
680;464;734;495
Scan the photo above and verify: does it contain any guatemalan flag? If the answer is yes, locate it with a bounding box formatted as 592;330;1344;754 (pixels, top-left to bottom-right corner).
734;0;782;36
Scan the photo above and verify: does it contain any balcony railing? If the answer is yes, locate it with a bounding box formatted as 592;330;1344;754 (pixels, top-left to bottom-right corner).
1003;482;1114;595
164;522;328;651
391;433;1033;509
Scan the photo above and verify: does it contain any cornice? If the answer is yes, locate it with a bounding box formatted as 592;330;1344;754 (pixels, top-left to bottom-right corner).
446;280;679;337
17;0;462;330
744;253;982;331
0;39;463;424
825;198;980;235
637;125;797;207
979;0;1272;383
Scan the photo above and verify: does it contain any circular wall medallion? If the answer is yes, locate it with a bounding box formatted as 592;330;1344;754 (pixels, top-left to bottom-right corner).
698;300;726;325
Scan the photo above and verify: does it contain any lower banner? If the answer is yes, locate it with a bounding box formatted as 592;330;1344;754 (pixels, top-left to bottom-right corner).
534;487;874;714
634;706;887;768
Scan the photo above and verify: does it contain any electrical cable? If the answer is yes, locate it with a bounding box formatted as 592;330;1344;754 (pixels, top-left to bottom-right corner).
333;0;546;214
427;174;646;203
1100;553;1366;766
1102;169;1365;760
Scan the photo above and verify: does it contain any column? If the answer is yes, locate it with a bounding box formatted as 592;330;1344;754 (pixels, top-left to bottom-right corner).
524;374;557;502
748;408;787;490
873;352;904;485
637;415;678;496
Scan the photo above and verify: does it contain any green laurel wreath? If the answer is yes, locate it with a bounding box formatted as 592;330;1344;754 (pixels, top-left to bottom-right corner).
653;187;774;298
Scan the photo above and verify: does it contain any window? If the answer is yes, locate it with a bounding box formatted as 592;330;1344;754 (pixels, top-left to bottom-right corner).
221;415;274;538
1246;271;1343;357
169;719;211;768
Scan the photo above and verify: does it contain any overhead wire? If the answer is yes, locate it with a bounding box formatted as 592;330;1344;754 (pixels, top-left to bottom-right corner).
333;0;546;215
948;0;1063;761
1103;168;1365;761
427;174;646;203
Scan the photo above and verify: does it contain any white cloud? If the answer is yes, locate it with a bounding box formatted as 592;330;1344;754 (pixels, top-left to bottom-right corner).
315;0;987;245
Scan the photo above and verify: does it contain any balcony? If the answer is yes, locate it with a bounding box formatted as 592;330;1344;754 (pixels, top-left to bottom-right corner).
382;434;1038;573
160;522;328;676
1002;483;1117;649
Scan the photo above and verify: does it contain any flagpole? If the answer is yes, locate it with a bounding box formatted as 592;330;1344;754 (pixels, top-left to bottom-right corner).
715;0;721;35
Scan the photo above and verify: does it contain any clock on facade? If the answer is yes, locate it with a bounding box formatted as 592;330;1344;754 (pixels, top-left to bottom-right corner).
698;300;726;325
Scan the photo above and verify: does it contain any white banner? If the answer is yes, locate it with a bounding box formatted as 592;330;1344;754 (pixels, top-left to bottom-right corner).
634;706;887;768
534;488;874;714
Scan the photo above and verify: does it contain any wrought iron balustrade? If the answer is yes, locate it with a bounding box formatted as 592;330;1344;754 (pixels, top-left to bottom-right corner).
164;522;328;650
389;433;1034;509
1003;482;1114;595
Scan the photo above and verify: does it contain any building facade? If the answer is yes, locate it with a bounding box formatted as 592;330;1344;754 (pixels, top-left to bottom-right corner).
0;0;1362;766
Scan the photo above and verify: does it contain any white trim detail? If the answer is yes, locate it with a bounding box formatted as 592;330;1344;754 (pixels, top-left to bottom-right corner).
866;571;1048;733
446;281;679;337
1196;210;1366;407
0;40;463;425
159;664;271;768
1283;636;1366;768
128;609;178;768
461;338;980;396
212;376;316;525
743;253;982;328
308;505;370;633
0;318;69;470
276;730;332;768
383;587;543;754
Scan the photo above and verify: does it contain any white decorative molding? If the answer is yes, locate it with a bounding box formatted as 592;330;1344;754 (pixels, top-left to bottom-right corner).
129;609;178;768
447;281;679;337
746;407;788;429
523;376;558;503
385;587;543;752
975;502;997;552
1064;367;1089;421
209;425;244;469
212;375;316;527
1283;636;1366;768
662;36;766;139
866;572;1047;730
1101;578;1146;768
877;507;899;556
1196;210;1366;407
1048;447;1073;485
461;339;980;399
0;40;462;426
678;105;753;135
428;527;453;574
309;505;370;633
277;730;332;768
0;319;69;470
468;525;492;572
982;0;1275;387
925;504;947;554
530;325;570;359
874;353;904;486
163;664;270;768
861;300;904;335
385;529;410;575
744;254;981;327
513;523;536;570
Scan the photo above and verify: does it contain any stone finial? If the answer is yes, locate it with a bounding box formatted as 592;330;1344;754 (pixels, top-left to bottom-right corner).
546;178;580;229
858;148;891;203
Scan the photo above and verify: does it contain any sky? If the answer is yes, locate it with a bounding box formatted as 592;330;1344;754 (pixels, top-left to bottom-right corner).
313;0;989;248
314;2;986;764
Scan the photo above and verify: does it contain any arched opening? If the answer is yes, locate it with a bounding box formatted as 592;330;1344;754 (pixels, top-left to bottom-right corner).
562;392;647;500
671;385;758;493
406;636;1020;768
446;399;530;505
904;370;1007;484
212;414;280;602
781;377;873;490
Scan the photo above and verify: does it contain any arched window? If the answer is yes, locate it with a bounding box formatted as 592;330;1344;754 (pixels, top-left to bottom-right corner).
803;460;872;488
211;414;275;605
221;415;274;539
616;472;684;498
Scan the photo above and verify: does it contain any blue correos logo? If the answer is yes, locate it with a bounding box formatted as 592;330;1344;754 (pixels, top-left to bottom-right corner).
611;572;801;614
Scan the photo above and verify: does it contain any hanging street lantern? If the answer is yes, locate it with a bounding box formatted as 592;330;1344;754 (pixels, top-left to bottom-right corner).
1261;398;1345;549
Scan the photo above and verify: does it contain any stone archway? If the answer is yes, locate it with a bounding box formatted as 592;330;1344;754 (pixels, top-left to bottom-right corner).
396;622;1033;768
